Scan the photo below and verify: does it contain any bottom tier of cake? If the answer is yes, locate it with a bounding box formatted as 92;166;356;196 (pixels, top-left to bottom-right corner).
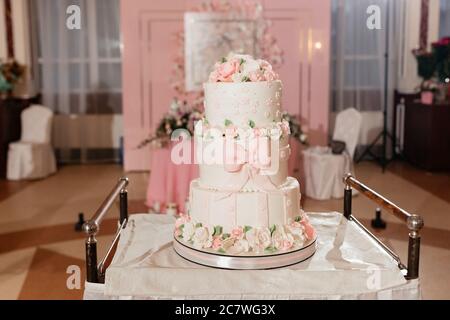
188;177;302;231
173;210;315;256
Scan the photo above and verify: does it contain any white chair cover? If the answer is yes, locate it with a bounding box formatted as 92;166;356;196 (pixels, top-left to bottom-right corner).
332;108;363;158
302;108;362;200
7;105;57;180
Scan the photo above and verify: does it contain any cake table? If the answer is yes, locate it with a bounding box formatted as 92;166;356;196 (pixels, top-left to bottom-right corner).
83;212;420;300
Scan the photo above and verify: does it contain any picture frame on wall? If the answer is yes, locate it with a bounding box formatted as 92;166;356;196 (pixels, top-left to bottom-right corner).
184;12;258;92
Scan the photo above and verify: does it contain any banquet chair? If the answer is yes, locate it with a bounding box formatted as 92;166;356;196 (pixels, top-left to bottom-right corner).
6;105;57;180
302;108;362;200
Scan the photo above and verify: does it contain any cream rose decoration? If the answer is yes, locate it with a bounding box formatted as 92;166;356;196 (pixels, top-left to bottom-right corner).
286;221;306;245
228;238;250;255
246;227;272;252
222;237;237;250
182;222;195;242
192;226;213;249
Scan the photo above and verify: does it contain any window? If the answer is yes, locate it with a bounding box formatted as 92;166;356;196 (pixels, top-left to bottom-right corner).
331;0;389;112
31;0;122;114
440;0;450;38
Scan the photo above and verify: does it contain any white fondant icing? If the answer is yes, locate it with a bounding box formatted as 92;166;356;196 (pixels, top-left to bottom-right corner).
198;145;290;191
189;177;301;232
204;81;283;127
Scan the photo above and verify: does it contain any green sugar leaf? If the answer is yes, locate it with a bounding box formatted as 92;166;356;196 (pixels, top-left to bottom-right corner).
294;216;302;222
195;223;203;228
243;226;252;233
270;225;276;236
242;76;250;82
224;119;233;127
213;226;223;236
221;57;227;63
218;248;226;254
240;58;245;65
264;246;277;253
222;233;231;240
248;120;255;128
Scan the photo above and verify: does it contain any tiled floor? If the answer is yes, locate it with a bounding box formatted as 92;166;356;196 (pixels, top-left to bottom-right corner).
0;161;448;299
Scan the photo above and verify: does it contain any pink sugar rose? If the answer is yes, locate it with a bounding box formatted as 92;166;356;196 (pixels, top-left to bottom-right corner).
216;59;240;82
281;121;291;135
301;220;315;240
248;70;263;82
264;69;279;81
259;60;271;69
175;214;190;228
253;128;261;137
231;226;244;239
280;238;294;251
225;126;237;137
212;236;223;250
209;70;221;82
290;221;302;229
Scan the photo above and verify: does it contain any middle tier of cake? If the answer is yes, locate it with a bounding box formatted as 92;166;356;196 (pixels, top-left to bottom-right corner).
189;177;301;232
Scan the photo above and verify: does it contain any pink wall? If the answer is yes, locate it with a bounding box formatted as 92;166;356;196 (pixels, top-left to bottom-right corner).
121;0;331;171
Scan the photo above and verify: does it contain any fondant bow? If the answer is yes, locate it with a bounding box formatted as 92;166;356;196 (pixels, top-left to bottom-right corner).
218;139;282;197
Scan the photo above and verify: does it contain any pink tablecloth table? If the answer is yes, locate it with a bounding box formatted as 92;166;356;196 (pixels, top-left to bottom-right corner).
146;138;301;214
146;143;198;214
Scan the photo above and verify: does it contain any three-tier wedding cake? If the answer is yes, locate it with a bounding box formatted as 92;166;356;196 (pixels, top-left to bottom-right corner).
173;53;316;269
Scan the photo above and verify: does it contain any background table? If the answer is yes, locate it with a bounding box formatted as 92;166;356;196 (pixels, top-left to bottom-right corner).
84;212;420;300
146;142;199;213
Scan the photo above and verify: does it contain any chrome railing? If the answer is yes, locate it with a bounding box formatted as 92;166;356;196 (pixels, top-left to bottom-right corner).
343;173;424;279
83;177;129;283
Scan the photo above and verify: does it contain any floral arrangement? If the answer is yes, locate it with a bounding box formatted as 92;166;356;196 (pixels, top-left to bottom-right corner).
209;53;279;83
412;37;450;93
0;58;25;96
281;112;308;145
174;213;315;255
139;110;307;149
137;99;203;149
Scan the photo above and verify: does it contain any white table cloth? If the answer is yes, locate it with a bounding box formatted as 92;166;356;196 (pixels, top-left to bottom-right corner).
84;212;420;300
302;147;352;200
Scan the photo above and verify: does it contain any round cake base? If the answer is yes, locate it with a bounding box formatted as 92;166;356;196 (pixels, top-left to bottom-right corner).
173;237;317;270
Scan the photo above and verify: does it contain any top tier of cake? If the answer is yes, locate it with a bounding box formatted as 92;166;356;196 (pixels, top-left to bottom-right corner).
204;81;283;128
203;52;283;128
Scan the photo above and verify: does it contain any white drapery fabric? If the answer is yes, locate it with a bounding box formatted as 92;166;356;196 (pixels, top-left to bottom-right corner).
331;0;398;113
7;105;57;180
83;213;420;300
440;0;450;38
31;0;122;163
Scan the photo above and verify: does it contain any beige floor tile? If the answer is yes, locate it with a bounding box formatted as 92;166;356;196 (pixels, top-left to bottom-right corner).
0;248;36;300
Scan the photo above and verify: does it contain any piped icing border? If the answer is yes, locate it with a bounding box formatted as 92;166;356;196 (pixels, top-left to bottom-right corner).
174;213;315;255
194;119;291;140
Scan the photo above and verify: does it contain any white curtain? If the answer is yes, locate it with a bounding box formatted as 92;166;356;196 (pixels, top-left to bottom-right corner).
440;0;450;38
331;0;396;112
31;0;122;163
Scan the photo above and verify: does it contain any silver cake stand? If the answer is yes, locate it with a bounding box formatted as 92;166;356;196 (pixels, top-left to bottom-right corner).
173;237;317;270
